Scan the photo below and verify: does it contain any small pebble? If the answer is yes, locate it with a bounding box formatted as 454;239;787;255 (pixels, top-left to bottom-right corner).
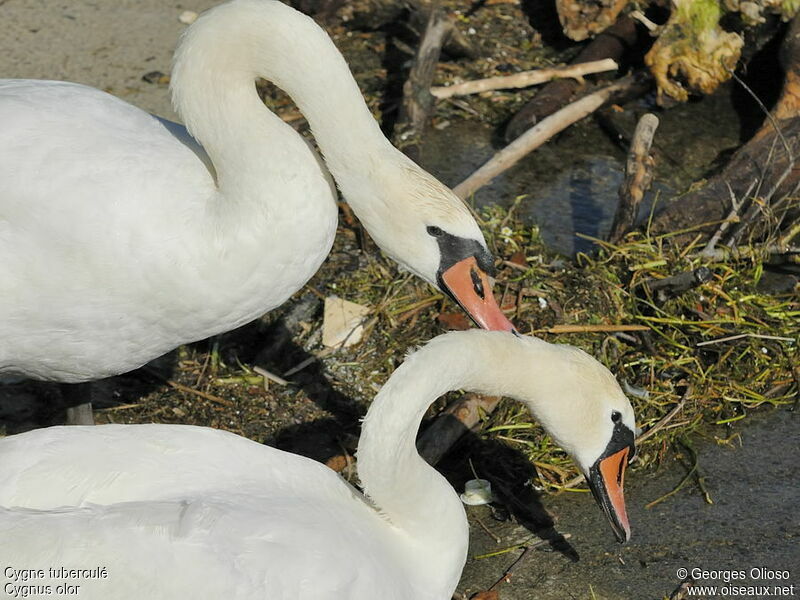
142;71;170;85
179;10;198;25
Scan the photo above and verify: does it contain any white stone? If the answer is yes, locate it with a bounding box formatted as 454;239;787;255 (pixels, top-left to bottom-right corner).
322;297;371;349
178;10;199;25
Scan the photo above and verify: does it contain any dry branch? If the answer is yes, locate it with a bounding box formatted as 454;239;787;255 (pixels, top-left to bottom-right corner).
505;15;639;142
540;324;650;334
430;59;618;99
653;13;800;240
453;78;633;199
608;113;659;243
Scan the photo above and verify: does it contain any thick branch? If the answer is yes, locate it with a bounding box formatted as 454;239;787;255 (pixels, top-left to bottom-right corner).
504;15;639;142
652;14;800;239
393;5;451;160
454;78;634;199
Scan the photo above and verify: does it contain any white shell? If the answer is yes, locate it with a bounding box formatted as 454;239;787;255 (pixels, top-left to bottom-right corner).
460;478;493;506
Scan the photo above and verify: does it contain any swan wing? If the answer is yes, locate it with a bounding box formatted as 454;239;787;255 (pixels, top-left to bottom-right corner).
0;424;352;508
0;497;414;600
0;424;422;599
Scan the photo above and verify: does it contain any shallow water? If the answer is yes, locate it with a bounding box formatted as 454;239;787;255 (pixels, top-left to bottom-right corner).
417;85;743;255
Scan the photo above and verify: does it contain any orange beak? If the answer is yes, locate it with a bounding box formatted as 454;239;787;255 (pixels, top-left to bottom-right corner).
588;447;631;543
440;256;516;332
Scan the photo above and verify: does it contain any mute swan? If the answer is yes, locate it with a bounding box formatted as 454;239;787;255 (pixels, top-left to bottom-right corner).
0;0;512;386
0;331;636;599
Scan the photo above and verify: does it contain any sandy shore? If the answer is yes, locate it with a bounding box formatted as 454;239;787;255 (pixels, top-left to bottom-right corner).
0;0;219;119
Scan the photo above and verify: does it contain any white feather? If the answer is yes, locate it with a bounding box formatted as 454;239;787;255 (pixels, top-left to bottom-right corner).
0;0;486;383
0;331;636;600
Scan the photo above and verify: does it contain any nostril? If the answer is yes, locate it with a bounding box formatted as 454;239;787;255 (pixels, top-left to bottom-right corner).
470;268;485;300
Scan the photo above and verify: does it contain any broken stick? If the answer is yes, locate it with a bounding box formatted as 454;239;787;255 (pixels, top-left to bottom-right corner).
430;59;618;99
608;113;659;244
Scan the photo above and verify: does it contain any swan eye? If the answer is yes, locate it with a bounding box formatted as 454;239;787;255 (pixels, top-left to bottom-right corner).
611;411;622;423
426;225;444;237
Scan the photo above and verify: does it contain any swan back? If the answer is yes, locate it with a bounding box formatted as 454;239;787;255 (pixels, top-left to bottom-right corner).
0;425;435;600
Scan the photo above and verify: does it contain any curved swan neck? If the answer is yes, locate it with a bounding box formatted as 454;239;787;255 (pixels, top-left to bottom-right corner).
170;0;390;188
356;332;560;590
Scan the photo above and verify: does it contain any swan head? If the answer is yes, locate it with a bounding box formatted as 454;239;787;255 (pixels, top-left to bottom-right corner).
443;332;635;542
346;157;515;332
506;336;636;543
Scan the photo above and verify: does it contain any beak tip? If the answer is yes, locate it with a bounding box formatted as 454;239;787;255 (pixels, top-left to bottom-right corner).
615;524;631;544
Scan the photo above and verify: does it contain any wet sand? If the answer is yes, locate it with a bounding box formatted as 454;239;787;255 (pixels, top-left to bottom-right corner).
0;0;217;119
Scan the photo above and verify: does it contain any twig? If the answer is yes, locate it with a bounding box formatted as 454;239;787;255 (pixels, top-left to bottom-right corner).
283;347;335;377
691;243;800;263
644;453;698;509
473;534;571;561
485;535;573;591
539;324;650;334
629;10;660;33
163;378;233;407
609;113;659;243
430;59;618;99
700;180;754;257
252;365;289;387
454;78;632;199
696;333;797;347
142;366;234;407
473;515;502;544
635;392;689;446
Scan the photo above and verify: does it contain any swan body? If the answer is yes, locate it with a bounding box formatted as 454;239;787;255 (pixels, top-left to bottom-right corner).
0;0;512;384
0;331;637;599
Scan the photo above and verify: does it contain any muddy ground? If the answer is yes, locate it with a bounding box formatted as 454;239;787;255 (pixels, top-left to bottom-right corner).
1;1;798;599
456;408;799;599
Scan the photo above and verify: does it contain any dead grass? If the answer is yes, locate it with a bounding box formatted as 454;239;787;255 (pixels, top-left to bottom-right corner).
91;201;798;497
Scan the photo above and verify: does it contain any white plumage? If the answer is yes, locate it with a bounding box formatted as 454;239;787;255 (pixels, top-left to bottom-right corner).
0;331;637;600
1;0;504;384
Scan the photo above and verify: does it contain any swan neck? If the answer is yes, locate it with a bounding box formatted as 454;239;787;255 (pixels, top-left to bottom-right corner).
356;332;558;592
170;0;389;186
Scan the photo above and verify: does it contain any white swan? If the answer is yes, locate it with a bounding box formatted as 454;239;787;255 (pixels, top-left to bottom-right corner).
0;0;512;385
0;331;636;599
